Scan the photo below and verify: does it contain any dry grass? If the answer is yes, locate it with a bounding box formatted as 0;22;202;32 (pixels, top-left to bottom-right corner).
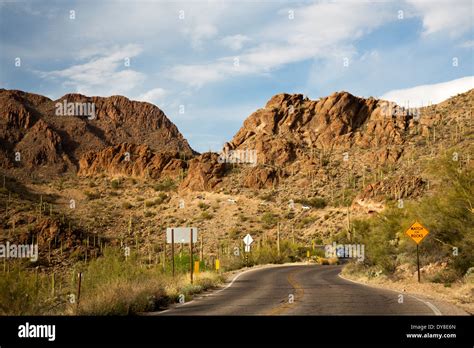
75;271;223;315
72;248;224;315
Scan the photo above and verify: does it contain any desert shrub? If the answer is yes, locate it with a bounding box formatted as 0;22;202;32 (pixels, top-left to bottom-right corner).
111;179;121;189
295;197;327;209
261;212;278;228
200;211;213;220
153;178;176;192
430;269;459;285
145;201;156;208
0;265;41;315
76;249;223;315
238;214;248;222
297;216;317;228
84;190;100;200
121;202;133;209
198;202;210;211
349;153;473;280
228;228;240;239
153;192;169;205
259;191;276;202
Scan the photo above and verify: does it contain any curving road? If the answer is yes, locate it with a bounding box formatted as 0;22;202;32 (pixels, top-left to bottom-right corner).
156;265;441;315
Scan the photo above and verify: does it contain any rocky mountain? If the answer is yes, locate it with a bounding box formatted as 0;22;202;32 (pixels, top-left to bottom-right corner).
225;91;423;170
0;87;471;272
212;89;471;189
0;89;195;179
3;87;471;207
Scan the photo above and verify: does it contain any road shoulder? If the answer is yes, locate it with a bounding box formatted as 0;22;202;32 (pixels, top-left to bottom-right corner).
339;272;470;315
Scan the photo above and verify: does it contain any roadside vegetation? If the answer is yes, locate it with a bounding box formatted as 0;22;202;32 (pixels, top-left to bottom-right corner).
343;154;473;286
0;248;224;315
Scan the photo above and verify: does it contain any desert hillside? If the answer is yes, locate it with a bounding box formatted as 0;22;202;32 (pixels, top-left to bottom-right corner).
0;88;472;273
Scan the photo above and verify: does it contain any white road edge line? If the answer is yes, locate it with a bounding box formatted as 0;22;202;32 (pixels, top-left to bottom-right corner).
338;273;442;316
157;263;306;314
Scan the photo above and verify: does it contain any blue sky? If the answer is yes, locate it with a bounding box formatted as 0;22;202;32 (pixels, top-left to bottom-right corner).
1;0;473;152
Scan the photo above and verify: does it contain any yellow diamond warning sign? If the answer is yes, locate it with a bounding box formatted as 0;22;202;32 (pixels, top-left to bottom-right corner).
405;221;429;244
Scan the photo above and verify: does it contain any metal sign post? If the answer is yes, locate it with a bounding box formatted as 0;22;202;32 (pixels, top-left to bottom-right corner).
405;221;429;283
171;228;175;277
190;228;194;284
243;234;253;267
166;227;198;282
416;244;421;282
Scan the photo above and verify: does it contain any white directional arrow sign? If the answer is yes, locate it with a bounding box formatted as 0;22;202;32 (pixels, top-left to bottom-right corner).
243;234;253;246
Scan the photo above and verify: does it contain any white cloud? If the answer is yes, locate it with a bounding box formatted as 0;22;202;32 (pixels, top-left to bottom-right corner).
168;63;225;88
38;44;145;96
406;0;473;36
184;23;218;49
380;76;474;107
168;1;395;87
459;40;474;48
220;34;251;51
135;88;168;106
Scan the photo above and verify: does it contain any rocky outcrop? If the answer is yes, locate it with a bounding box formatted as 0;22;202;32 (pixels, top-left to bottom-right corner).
0;89;195;177
353;176;426;213
225;91;412;167
78;143;186;179
179;152;226;191
13;119;74;173
242;166;280;189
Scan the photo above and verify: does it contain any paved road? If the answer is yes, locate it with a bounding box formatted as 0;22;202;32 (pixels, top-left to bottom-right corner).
156;265;440;315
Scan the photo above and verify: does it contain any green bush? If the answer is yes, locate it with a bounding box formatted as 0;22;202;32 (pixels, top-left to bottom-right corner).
295;197;327;209
111;179;121;189
121;202;133;209
350;153;474;281
261;212;278;228
430;269;459;284
153;178;176;192
84;190;100;200
198;202;210;210
0;263;67;315
200;211;213;220
259;191;276;202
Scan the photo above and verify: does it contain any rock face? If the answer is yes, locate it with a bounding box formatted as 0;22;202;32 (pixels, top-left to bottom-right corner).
242;167;280;189
225;91;410;168
14;119;73;172
2;87;472;209
78;143;186;179
353;176;426;213
0;89;195;178
179;153;226;191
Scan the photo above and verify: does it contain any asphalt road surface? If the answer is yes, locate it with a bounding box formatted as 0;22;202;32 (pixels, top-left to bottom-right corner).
157;265;441;315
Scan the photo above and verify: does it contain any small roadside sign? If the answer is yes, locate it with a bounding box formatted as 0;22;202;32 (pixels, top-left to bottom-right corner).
166;227;198;243
166;227;197;284
405;221;429;244
404;221;430;283
194;261;200;274
215;259;220;271
243;234;253;246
